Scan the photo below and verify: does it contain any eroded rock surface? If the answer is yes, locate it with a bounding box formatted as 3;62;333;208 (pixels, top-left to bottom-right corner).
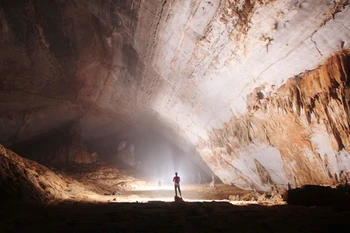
41;122;96;167
0;144;70;202
1;0;350;190
0;144;146;202
199;52;350;190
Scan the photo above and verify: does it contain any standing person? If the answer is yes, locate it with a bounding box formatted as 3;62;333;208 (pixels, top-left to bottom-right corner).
173;172;182;197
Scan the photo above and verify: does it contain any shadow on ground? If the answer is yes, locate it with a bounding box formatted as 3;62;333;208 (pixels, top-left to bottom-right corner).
287;184;350;209
1;200;350;233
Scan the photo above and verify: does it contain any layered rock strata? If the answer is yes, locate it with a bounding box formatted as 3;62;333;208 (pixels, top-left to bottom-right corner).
1;0;350;190
198;52;350;190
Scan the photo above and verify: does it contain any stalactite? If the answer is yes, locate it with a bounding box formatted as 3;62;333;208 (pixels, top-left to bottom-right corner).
200;50;350;190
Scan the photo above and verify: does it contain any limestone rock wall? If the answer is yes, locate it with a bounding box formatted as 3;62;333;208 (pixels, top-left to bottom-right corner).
1;0;350;190
148;0;350;146
0;0;160;146
198;52;350;190
41;123;96;167
116;142;136;167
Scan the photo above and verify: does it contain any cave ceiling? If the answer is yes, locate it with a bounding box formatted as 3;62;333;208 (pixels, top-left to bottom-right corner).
1;0;350;190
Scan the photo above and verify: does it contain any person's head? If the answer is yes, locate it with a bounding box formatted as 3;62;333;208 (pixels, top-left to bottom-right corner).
175;172;178;176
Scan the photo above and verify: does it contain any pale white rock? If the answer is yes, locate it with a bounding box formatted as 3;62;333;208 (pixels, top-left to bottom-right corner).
144;0;350;147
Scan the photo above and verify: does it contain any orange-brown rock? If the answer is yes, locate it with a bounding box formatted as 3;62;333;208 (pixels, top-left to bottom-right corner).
198;51;350;190
1;1;350;191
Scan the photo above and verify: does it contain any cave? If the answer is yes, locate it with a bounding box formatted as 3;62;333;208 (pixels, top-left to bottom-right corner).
1;0;350;232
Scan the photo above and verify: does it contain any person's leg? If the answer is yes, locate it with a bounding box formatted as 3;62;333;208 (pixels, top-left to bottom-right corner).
174;185;177;196
178;185;182;197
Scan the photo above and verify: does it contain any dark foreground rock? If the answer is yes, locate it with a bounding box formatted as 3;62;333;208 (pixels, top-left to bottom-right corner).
1;200;350;233
287;185;350;207
0;144;70;203
174;195;184;202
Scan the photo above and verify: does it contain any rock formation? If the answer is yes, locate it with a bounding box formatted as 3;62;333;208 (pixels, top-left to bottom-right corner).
1;0;350;190
116;141;136;166
199;52;350;190
0;144;145;202
0;144;70;202
41;122;97;167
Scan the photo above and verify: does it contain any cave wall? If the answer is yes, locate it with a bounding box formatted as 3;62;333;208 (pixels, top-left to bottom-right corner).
198;52;350;190
1;0;350;190
147;0;350;146
0;0;163;146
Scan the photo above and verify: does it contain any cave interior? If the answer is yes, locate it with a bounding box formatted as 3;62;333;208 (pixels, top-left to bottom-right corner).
1;0;350;232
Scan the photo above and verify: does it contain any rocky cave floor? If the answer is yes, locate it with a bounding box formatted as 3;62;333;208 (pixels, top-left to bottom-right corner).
1;146;350;233
1;183;350;233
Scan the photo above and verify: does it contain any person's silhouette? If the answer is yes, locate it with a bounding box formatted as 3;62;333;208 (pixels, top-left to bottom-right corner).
173;172;181;197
